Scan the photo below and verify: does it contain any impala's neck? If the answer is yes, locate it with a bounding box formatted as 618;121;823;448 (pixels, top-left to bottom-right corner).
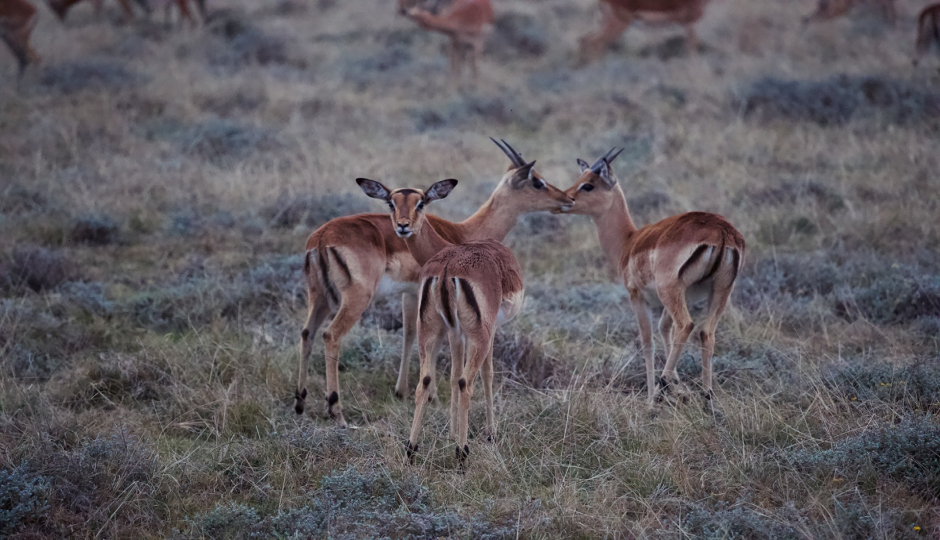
407;219;454;267
592;185;638;275
455;190;522;242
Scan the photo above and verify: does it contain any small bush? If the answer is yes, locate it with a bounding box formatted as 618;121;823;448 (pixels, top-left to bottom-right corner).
0;184;47;214
680;502;800;539
836;271;940;325
493;330;557;390
38;60;141;93
824;360;940;412
260;192;371;229
181;119;280;164
183;467;514;539
735;75;940;126
69;214;120;245
61;354;168;410
205;11;291;68
792;417;940;500
0;464;50;536
2;246;73;293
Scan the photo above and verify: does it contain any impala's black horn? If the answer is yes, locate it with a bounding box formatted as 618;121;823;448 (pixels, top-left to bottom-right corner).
590;147;624;173
490;137;525;168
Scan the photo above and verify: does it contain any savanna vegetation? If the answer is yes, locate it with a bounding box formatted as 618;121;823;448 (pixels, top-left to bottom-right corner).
1;0;939;537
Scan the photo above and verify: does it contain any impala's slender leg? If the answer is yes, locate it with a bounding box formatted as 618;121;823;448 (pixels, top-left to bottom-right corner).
115;0;135;21
175;0;195;26
395;291;419;399
408;323;446;463
295;288;332;414
322;286;373;427
698;250;738;399
658;311;674;365
658;286;694;396
629;294;656;406
448;331;465;436
480;340;496;442
469;37;483;79
456;334;490;464
579;6;631;62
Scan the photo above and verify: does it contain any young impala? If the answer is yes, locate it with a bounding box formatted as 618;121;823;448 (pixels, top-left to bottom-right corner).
1;0;40;76
399;0;494;77
802;0;896;25
560;149;745;408
579;0;711;62
357;177;525;467
295;139;572;426
914;3;940;66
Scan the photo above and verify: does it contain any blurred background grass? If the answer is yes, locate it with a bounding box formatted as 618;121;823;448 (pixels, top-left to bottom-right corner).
1;0;939;537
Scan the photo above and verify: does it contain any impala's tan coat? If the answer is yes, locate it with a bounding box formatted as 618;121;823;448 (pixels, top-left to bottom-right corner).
399;0;494;77
358;177;524;466
1;0;39;75
802;0;896;25
579;0;710;61
295;140;572;426
561;149;745;406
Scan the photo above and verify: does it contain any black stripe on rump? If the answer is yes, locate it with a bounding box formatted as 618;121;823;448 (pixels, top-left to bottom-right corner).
729;248;741;282
457;278;482;324
418;278;434;322
700;243;725;283
440;276;455;328
318;249;340;304
328;247;351;281
678;244;709;282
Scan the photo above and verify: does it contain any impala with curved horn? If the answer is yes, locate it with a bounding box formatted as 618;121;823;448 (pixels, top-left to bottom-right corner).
294;139;572;426
1;0;40;76
357;177;524;467
559;148;745;407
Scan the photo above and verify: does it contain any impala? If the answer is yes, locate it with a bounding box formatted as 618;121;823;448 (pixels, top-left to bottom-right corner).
579;0;710;62
399;0;494;77
48;0;203;24
914;3;940;66
1;0;40;75
560;149;745;407
357;177;524;466
295;139;573;426
802;0;896;25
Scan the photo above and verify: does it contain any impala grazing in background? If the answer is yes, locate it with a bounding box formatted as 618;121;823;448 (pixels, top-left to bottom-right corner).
560;149;745;408
802;0;896;25
48;0;204;24
399;0;494;77
579;0;710;62
357;177;525;467
294;139;572;427
1;0;39;75
914;3;940;66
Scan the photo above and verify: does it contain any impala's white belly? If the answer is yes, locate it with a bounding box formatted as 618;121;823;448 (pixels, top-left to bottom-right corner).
378;253;421;296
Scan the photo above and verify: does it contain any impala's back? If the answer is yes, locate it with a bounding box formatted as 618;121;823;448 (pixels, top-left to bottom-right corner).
605;0;708;23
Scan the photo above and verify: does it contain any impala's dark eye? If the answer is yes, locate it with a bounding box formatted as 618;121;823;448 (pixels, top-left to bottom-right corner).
387;201;395;210
532;178;546;190
580;183;595;192
416;201;425;211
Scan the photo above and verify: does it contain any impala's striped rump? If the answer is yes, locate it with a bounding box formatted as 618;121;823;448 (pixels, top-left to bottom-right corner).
678;241;743;287
304;248;340;305
417;273;484;330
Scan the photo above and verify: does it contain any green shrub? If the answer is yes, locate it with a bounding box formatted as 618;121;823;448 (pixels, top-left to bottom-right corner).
0;463;50;536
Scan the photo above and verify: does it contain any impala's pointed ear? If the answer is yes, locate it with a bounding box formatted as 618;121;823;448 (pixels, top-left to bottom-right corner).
356;178;391;200
597;160;615;187
425;179;458;202
577;159;590;173
509;160;537;188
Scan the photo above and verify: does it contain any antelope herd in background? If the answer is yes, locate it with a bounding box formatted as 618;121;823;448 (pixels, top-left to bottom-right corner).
3;0;940;77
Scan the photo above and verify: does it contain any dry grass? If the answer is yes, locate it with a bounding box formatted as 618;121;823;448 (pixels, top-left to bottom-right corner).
1;0;939;537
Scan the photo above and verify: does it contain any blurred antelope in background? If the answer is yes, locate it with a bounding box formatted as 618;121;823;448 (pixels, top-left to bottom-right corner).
48;0;204;24
1;0;40;75
399;0;494;77
914;3;940;66
559;149;745;408
294;139;572;427
579;0;710;62
802;0;896;25
357;178;525;467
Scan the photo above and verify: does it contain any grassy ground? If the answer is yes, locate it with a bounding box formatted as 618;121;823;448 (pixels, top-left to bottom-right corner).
1;0;939;537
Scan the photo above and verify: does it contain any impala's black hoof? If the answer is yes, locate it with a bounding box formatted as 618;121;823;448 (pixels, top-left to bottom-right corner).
294;388;307;414
406;442;418;464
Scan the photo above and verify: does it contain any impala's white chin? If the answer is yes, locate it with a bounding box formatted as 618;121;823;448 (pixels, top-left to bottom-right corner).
396;230;413;239
560;205;573;212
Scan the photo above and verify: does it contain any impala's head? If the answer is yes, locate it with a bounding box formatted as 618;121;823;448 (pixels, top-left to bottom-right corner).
559;147;625;217
357;178;458;238
489;138;575;213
